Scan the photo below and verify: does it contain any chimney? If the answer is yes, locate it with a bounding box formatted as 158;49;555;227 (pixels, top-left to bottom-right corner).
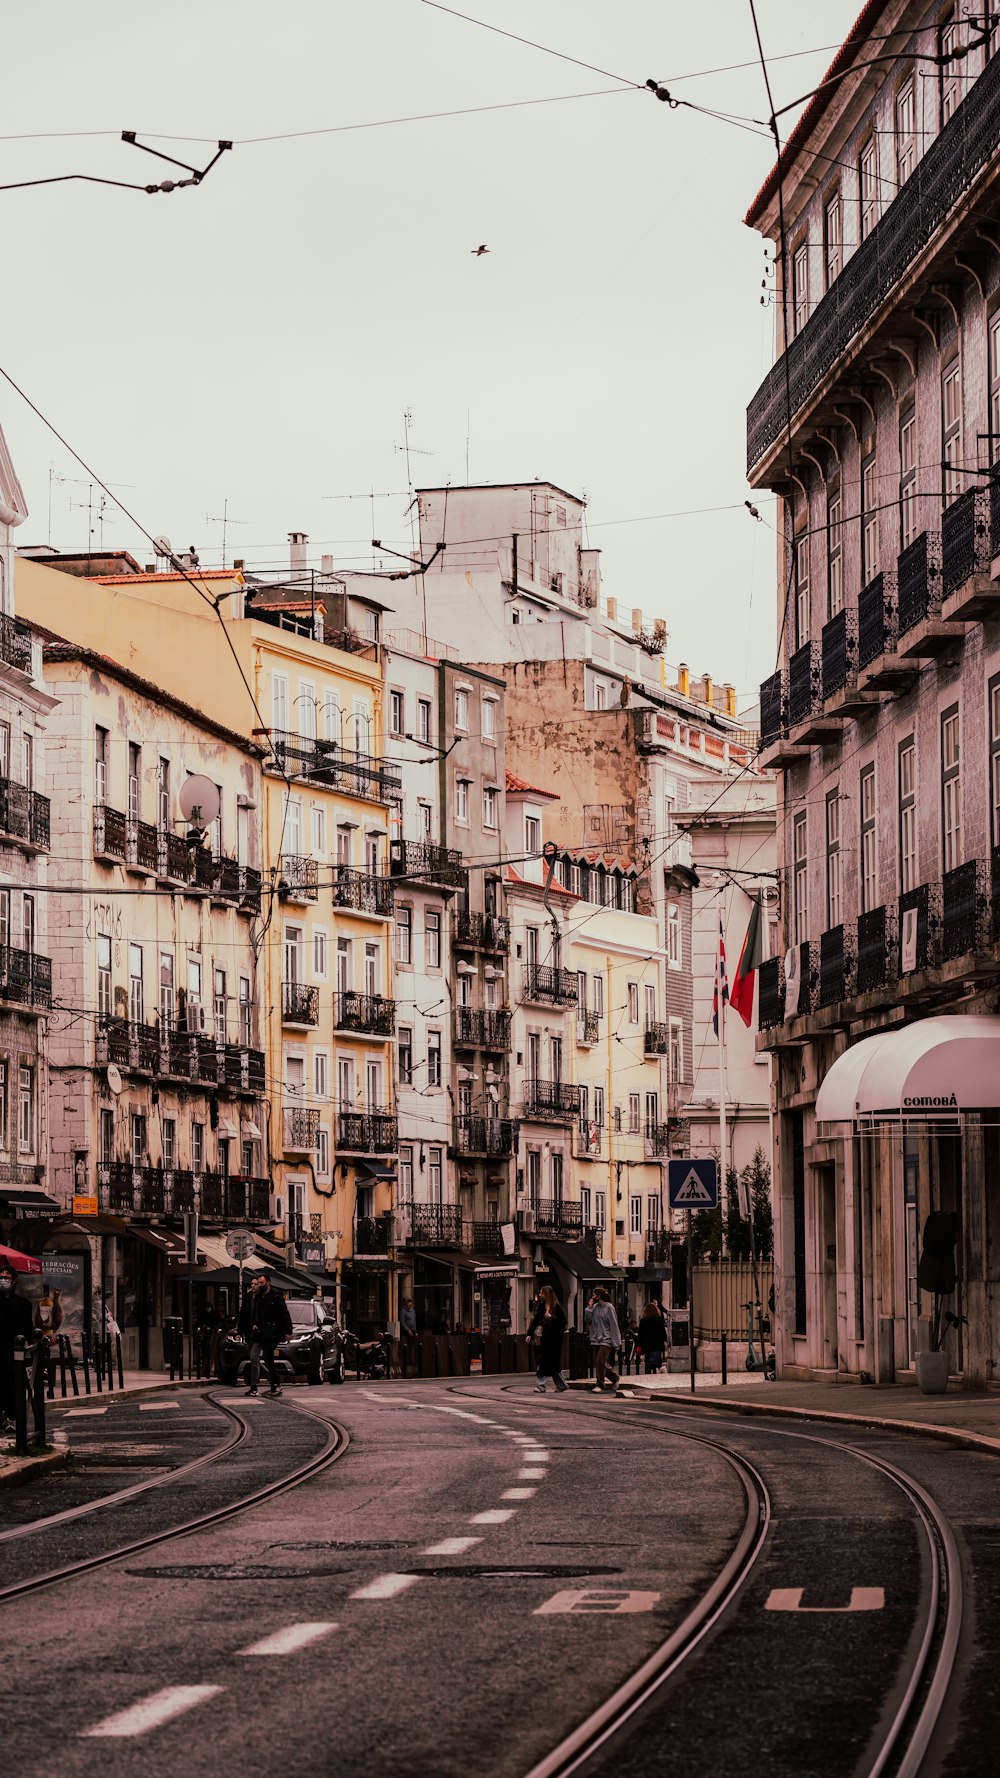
724;683;737;718
701;673;713;706
631;606;643;636
678;662;690;698
289;531;308;575
320;554;334;575
606;596;617;622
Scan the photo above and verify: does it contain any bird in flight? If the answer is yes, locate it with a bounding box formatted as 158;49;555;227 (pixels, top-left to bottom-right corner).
471;243;490;256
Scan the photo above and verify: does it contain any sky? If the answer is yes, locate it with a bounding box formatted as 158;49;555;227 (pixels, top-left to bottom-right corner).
2;0;861;705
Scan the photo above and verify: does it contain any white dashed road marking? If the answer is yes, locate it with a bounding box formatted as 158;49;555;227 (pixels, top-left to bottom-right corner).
238;1623;338;1656
422;1536;482;1556
139;1402;179;1412
765;1586;885;1613
351;1573;421;1601
518;1468;547;1480
501;1488;536;1501
521;1449;550;1461
81;1686;223;1738
536;1589;662;1616
470;1509;515;1525
65;1407;108;1417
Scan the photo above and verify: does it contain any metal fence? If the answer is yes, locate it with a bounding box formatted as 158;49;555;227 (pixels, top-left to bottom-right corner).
692;1261;774;1339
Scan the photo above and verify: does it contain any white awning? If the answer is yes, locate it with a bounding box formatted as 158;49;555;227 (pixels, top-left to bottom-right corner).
241;1120;262;1140
217;1119;239;1140
816;1015;1000;1123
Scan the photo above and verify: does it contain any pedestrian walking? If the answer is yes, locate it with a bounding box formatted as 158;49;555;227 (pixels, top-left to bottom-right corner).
238;1273;292;1397
400;1296;418;1336
525;1285;568;1393
636;1300;666;1374
0;1261;34;1433
585;1286;621;1392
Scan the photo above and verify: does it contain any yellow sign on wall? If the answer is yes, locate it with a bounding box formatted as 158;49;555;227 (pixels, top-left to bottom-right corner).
72;1195;99;1218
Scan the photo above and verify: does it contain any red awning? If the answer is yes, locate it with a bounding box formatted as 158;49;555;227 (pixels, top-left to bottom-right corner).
0;1241;42;1273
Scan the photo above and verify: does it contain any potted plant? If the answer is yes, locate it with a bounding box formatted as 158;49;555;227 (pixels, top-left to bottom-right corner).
915;1210;966;1394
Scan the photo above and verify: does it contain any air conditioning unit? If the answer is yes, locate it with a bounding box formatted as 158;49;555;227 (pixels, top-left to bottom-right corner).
270;1193;284;1222
520;1210;535;1232
186;997;205;1033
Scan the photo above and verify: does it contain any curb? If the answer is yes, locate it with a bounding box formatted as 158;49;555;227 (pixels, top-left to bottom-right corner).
617;1386;1000;1456
0;1449;70;1489
46;1377;212;1413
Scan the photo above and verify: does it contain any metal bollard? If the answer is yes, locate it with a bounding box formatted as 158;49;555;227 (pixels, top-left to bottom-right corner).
115;1332;124;1390
13;1336;29;1455
721;1332;728;1386
30;1341;47;1446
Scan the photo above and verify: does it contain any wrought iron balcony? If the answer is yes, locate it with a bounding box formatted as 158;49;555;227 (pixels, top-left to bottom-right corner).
942;858;985;960
747;52;1000;472
0;947;51;1010
858;573;887;669
389;838;467;889
467;1220;506;1256
282;981;319;1026
454;1005;512;1049
897;532;943;637
97;1163;269;1221
337;1109;397;1153
759;670;784;750
522;1078;578;1120
283;1106;320;1151
355;1214;392;1255
0;615;32;677
646;1229;671;1264
332;867;393;918
454;910;510;952
787;640;821;729
453;1116;515;1157
643;1123;670;1158
407;1203;465;1247
577;1009;600;1045
91;806;258;909
820;608;858;703
818;925;850;1009
758;955;784;1030
93;804;127;862
522;964;578;1006
528;1198;584;1238
644;1021;670;1056
278;854;318;901
942;487;996;620
199;1172;271;1221
856;905;890;995
97;1017;159;1074
789;940;816;1018
0;780;49;850
899;883;933;976
334;989;396;1037
269;730;401;801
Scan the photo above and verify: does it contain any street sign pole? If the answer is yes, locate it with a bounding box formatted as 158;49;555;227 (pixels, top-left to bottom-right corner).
688;1210;695;1395
184;1210;199;1381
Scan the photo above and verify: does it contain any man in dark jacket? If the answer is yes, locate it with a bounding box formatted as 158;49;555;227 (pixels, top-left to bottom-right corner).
0;1262;35;1431
241;1273;293;1397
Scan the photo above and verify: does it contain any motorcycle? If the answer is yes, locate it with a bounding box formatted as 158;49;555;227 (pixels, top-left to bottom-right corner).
344;1330;391;1381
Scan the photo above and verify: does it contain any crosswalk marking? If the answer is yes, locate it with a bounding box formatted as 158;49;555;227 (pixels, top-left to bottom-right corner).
518;1468;547;1480
501;1488;536;1501
350;1573;420;1601
65;1407;108;1417
139;1402;179;1412
765;1586;885;1613
422;1536;482;1556
470;1509;515;1525
238;1623;337;1656
81;1686;222;1738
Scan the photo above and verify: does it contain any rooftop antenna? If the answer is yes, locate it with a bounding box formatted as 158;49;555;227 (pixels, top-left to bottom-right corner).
205;498;248;568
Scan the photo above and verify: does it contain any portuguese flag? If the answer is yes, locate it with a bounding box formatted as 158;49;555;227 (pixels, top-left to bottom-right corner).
730;894;764;1028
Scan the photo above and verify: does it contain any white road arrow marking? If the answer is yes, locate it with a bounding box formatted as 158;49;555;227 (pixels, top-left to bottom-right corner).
765;1586;885;1613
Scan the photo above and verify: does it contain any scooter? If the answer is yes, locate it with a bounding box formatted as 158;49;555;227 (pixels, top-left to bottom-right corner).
344;1330;390;1381
741;1300;777;1380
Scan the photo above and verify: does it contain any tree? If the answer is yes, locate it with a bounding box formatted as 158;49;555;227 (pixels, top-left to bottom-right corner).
687;1148;773;1264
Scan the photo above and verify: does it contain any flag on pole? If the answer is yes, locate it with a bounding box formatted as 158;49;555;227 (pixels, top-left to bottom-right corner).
730;893;765;1028
712;915;728;1037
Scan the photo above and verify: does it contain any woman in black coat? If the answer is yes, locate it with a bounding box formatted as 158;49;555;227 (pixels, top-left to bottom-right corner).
526;1285;568;1394
636;1299;666;1374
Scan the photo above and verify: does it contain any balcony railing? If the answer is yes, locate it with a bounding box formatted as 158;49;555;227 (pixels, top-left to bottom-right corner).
332;867;393;918
759;670;784;749
454;1005;512;1049
98;1163;269;1221
454;910;510;952
821;608;855;701
758;956;784;1030
337;1109;397;1153
282;981;319;1026
389;839;467;889
269;730;401;801
943;486;991;596
942;858;984;960
644;1022;670;1056
334;989;396;1037
407;1203;465;1247
278;854;318;901
577;1010;600;1045
818;925;848;1009
899;883;933;976
526;1198;584;1238
0;947;51;1010
992;469;1000;561
992;846;1000;944
0;780;49;850
574;1120;604;1159
643;1123;670;1159
453;1116;515;1157
468;1220;505;1256
91;807;259;910
747;51;1000;471
355;1214;392;1255
787;640;820;729
856;905;890;995
522;1079;578;1120
283;1107;320;1151
522;964;578;1005
0;614;32;676
897;532;942;636
646;1229;671;1265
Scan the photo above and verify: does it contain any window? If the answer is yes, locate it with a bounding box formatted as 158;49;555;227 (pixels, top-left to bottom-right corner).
823;189;842;287
593;678;608;710
795;531;810;646
322;689;341;742
0;723;9;781
160;952;175;1030
861;449;879;583
525;814;541;857
899;736;917;893
859;136;879;240
364;941;379;995
990;675;1000;848
128;941;143;1024
127;742;141;821
793;811;809;945
825;792;841;929
595;1191;607;1230
594;1086;605;1128
827;488;843;616
130;1109;146;1168
313;928;328;979
162;1118;176;1170
990;311;1000;463
942;358;962;505
425;909;442;968
644;1090;659;1136
455;777;470;823
271;672;289;733
417;699;431;744
311;805;326;856
613;1104;622;1134
316;1128;330;1177
941;704;962;871
285;924;304;986
627;982;639;1024
314;1051;329;1100
630;1196;642;1237
239;975;252;1046
428;1146;443;1203
336;824;352;869
792;240;809;335
332;935;348;994
899;406;918;549
98;1105;112;1166
570;864;582;897
192;1122;204;1172
647;1194;660;1230
214;966;226;1041
860;765;877;914
95;726;109;805
365;833;379;875
483;786;498;829
940;13;963;125
580;1186;592;1225
592;973;604;1018
21;732;32;793
669;1018;683;1084
0;891;9;951
417;800;432;838
896;77;916;185
455;687;469;730
628;1092;640;1134
482;698;497;740
396;905;412;965
398;1145;413;1198
644;982;656;1028
398;1027;413;1086
389;689;404;735
17;1065;34;1154
298;681;316;741
284;794;303;857
551;1151;564;1202
427;1030;442;1088
526;1149;541;1206
97;935;112;1018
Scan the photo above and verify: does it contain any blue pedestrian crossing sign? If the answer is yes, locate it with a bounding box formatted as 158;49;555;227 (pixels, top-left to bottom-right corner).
668;1158;719;1210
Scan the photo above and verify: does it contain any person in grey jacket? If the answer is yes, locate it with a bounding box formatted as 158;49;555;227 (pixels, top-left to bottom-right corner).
585;1287;621;1392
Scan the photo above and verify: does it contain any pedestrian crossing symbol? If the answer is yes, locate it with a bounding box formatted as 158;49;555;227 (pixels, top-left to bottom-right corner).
668;1158;719;1209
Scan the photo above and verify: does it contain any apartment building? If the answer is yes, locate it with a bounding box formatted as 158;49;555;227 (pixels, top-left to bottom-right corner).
747;4;1000;1381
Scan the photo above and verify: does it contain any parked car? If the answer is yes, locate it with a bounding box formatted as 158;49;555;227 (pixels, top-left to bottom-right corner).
218;1299;347;1386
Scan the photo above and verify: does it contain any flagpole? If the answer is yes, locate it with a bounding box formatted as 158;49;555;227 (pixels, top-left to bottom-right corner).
718;927;727;1254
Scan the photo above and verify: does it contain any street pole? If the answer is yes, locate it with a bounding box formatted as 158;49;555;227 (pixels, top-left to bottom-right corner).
688;1208;695;1394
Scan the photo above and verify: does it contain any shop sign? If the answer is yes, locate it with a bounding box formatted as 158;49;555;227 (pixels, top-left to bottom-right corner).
299;1240;325;1270
475;1266;519;1280
72;1195;99;1218
19;1251;88;1355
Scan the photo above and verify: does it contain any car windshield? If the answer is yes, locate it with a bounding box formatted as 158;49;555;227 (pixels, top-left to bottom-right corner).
288;1303;317;1327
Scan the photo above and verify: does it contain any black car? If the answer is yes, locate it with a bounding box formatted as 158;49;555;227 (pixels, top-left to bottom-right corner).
218;1299;347;1386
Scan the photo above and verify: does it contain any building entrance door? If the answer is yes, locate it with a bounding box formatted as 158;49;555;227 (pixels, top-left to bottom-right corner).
818;1163;837;1370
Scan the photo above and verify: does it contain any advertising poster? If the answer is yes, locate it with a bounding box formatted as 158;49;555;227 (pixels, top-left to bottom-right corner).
17;1251;89;1354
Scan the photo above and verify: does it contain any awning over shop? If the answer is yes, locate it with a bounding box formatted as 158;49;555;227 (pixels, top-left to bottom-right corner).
543;1240;625;1281
355;1161;397;1183
816;1015;1000;1123
0;1187;61;1215
410;1247;480;1273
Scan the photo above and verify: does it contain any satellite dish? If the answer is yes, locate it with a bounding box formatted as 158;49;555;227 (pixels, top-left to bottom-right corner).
107;1064;123;1095
179;775;221;830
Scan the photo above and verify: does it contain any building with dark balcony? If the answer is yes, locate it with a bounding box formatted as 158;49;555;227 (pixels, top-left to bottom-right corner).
746;4;1000;1387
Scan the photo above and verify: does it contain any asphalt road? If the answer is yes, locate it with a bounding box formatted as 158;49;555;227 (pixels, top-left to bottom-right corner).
1;1377;998;1776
